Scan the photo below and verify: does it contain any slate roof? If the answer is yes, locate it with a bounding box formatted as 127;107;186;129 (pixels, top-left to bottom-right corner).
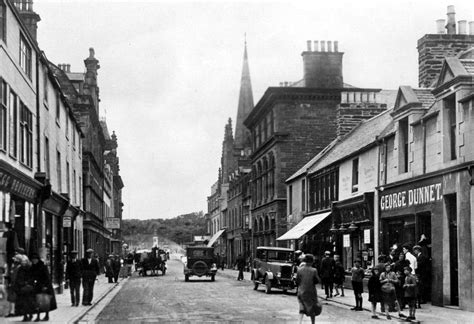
307;109;393;174
413;89;435;110
461;60;474;74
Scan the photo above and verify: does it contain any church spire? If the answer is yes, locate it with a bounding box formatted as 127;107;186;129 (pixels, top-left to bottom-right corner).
234;37;254;149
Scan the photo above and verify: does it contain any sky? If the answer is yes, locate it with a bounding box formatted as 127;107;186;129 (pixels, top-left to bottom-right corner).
33;0;473;220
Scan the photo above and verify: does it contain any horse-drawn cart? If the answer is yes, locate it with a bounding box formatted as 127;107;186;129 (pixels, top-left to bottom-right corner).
136;247;167;276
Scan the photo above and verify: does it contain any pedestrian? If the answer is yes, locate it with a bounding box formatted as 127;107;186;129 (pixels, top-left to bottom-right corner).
402;245;417;274
368;267;382;319
30;253;57;321
403;266;418;320
380;263;406;320
65;250;82;307
112;255;121;283
6;254;21;317
350;259;364;311
235;253;245;281
413;244;430;307
104;255;115;283
394;252;409;310
126;253;134;276
13;254;35;322
320;251;335;299
220;253;225;270
333;254;345;297
81;248;100;306
296;254;322;324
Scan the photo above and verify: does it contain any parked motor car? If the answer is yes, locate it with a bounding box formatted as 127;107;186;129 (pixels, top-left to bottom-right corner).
252;246;297;294
184;246;218;282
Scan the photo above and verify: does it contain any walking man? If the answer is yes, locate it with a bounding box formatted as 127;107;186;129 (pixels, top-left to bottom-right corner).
236;254;245;281
320;251;335;299
66;251;82;306
81;248;100;306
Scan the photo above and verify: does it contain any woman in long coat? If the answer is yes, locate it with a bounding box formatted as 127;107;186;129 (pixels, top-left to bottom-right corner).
296;254;321;324
30;253;57;321
13;255;35;321
6;254;21;317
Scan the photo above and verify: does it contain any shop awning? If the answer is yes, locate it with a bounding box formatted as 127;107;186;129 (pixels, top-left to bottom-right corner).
207;229;226;247
277;212;331;241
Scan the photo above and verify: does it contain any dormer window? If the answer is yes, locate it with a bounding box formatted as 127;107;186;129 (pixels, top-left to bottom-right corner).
444;94;457;161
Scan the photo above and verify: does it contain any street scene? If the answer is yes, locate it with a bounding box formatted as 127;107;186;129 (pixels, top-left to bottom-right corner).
1;0;474;323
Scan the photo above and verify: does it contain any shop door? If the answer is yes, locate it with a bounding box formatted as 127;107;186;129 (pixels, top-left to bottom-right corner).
446;194;458;306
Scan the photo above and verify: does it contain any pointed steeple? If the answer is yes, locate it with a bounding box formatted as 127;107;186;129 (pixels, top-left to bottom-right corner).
234;37;254;149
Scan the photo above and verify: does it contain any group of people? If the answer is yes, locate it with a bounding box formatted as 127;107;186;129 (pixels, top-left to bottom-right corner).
366;244;430;321
5;248;57;322
104;254;122;283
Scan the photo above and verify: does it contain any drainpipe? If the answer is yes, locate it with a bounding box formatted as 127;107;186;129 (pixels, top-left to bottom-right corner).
35;54;43;252
422;120;426;174
374;137;381;265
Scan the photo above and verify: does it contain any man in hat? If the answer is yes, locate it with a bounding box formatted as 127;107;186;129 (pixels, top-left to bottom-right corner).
320;251;335;299
66;251;82;306
81;249;100;306
413;245;430;306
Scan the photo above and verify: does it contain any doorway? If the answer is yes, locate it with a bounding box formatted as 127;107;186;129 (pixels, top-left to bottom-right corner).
445;194;458;306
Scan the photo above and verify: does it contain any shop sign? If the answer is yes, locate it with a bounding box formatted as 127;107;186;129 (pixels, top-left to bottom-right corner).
364;229;371;244
343;234;350;247
380;182;442;212
105;217;121;229
63;216;72;228
0;170;38;202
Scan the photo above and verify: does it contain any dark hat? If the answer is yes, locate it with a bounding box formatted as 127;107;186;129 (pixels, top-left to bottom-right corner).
15;247;26;254
303;253;315;263
404;266;413;272
412;245;422;251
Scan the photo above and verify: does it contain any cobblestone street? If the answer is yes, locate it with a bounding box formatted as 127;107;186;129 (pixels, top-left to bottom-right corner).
96;259;384;323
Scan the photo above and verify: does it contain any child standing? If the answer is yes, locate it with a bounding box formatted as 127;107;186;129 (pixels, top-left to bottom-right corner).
333;255;345;297
403;266;418;320
368;267;382;319
380;263;406;320
350;259;365;311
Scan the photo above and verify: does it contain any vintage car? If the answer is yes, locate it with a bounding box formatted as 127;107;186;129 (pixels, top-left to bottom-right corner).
183;246;218;282
252;246;297;294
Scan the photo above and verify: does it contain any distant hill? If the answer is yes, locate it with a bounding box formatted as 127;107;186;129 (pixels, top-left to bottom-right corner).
122;211;207;249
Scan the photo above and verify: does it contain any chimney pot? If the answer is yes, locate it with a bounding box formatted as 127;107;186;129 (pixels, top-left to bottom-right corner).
470;21;474;35
334;41;339;52
279;82;283;87
321;41;326;52
67;64;71;72
327;41;332;52
436;19;446;33
446;5;456;34
306;40;312;51
458;20;467;34
313;40;319;52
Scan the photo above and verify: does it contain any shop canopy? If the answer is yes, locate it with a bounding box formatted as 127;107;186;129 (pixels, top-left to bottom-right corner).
207;229;226;247
277;212;331;241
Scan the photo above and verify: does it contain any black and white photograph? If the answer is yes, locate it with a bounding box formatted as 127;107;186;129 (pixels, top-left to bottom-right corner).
0;0;473;322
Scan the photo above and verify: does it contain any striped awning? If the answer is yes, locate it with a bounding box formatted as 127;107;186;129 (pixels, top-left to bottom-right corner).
277;212;331;241
207;229;226;247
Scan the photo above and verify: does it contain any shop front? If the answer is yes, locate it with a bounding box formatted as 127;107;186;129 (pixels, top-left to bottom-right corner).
330;192;374;271
0;161;42;271
379;169;473;311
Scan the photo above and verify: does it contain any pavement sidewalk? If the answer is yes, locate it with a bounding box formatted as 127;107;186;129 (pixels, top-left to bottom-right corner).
218;268;474;323
5;275;129;324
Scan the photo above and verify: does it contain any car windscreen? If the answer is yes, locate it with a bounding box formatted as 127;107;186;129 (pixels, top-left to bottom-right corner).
188;249;213;258
267;251;293;262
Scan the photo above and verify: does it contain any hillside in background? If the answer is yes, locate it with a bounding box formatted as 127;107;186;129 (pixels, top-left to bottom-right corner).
122;211;207;249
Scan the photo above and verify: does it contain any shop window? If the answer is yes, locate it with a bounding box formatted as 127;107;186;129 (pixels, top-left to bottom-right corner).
352;158;359;192
399;117;409;173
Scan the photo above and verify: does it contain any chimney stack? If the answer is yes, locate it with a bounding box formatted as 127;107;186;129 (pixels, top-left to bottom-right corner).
13;0;41;42
470;21;474;35
66;64;71;73
302;40;343;88
446;5;456;34
306;40;312;51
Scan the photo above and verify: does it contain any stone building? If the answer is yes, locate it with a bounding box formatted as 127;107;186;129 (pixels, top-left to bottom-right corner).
0;0;85;291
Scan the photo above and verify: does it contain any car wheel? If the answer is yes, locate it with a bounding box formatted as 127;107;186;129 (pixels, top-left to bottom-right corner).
185;275;189;282
211;275;215;282
265;277;272;294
